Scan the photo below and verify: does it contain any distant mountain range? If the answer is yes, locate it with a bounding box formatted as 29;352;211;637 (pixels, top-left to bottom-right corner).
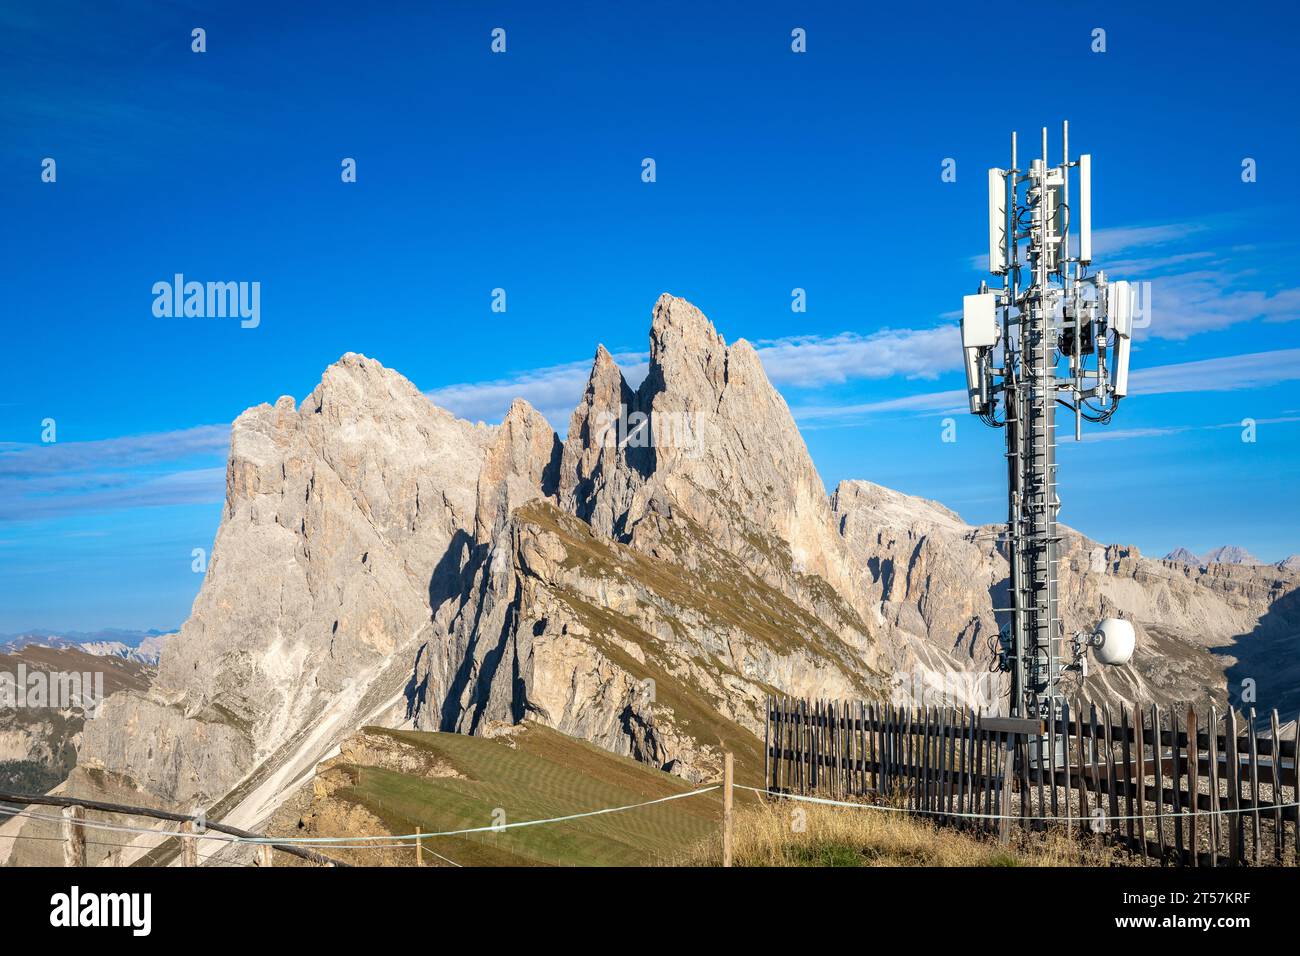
0;628;173;665
1163;547;1299;569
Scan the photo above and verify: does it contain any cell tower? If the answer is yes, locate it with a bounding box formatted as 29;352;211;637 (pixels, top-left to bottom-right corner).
962;121;1136;723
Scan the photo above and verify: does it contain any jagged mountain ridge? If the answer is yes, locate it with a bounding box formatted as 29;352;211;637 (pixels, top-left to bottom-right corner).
1164;546;1296;569
9;293;1297;865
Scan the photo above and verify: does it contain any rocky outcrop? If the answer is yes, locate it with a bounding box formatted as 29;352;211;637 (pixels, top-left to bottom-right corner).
409;295;886;781
75;353;495;808
0;646;153;796
831;479;1300;714
474;399;561;545
410;500;882;782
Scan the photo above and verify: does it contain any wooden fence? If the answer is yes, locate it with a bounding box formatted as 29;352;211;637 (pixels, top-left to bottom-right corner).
763;696;1299;866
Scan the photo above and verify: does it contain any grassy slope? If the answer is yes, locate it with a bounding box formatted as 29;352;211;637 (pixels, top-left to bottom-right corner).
325;723;729;866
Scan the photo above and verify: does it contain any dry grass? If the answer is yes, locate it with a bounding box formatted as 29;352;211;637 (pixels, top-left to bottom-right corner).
684;798;1122;867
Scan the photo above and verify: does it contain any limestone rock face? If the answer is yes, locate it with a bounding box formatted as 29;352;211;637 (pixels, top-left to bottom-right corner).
562;296;865;613
475;399;561;545
77;353;495;807
830;479;1300;715
558;344;640;535
408;296;886;781
410;501;884;782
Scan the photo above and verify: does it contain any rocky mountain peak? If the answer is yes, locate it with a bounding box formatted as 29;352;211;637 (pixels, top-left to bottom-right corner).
1203;545;1261;566
77;353;496;808
475;399;561;545
560;294;865;612
558;344;640;535
1164;547;1201;565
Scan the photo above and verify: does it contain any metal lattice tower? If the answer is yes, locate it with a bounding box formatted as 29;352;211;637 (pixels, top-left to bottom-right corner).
961;122;1136;720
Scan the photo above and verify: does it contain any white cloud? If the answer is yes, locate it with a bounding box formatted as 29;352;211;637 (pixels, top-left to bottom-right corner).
1138;271;1300;340
793;348;1300;424
0;425;230;522
968;216;1300;340
754;326;958;388
1091;222;1211;256
1130;348;1300;394
0;424;229;477
792;389;967;423
425;327;963;426
1076;426;1189;443
425;350;649;427
0;467;226;521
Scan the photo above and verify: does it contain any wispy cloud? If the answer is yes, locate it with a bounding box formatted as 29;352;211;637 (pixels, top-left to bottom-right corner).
427;326;963;426
0;425;229;522
1076;426;1190;443
0;468;226;521
792;389;967;423
1129;348;1300;395
0;424;229;477
425;351;649;426
754;327;957;387
967;221;1210;272
792;348;1300;424
1139;271;1300;340
969;216;1300;340
1074;415;1300;444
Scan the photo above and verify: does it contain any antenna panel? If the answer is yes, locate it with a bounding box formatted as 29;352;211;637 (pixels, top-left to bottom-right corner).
1112;335;1131;396
1109;280;1133;336
962;292;998;348
964;346;986;413
1078;154;1092;263
988;168;1007;274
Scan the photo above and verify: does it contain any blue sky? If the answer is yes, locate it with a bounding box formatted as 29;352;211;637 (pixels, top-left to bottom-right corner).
2;1;1298;631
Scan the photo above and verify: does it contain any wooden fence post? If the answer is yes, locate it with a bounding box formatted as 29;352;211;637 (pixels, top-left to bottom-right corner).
61;805;85;867
416;826;423;867
722;752;734;868
180;820;198;867
256;844;274;868
999;733;1015;845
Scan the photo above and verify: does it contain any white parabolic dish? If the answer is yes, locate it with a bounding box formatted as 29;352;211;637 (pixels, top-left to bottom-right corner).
1093;617;1136;665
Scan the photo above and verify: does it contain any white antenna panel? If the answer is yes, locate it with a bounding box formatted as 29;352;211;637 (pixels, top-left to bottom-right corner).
962;292;998;348
964;346;985;413
1112;336;1131;397
988;168;1006;275
1078;154;1092;263
1109;279;1133;336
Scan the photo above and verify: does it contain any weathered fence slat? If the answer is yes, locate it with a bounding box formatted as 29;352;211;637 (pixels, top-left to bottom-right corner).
1208;706;1221;868
1152;704;1167;864
1170;705;1184;864
1271;709;1284;864
1226;709;1241;866
1247;708;1261;866
1120;705;1135;854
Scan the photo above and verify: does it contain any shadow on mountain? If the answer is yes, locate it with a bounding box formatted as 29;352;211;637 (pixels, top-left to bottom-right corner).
1213;585;1300;724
